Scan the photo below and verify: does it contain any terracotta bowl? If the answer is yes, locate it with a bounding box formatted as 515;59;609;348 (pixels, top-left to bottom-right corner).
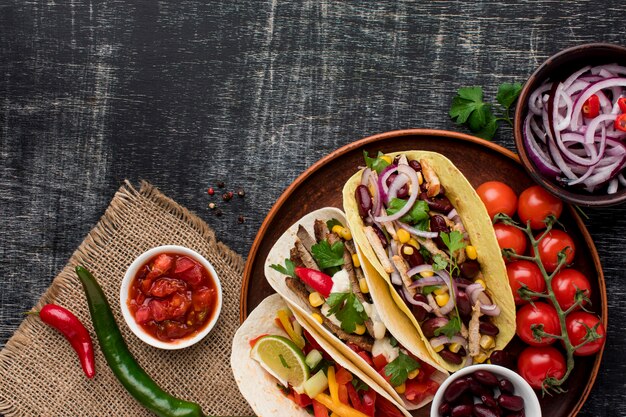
513;42;626;206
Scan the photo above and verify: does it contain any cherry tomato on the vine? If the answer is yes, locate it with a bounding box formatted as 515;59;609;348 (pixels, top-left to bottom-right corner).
551;269;592;311
517;346;566;390
534;229;576;273
565;312;606;356
476;181;518;220
494;223;528;260
506;260;546;305
516;302;561;346
517;185;563;230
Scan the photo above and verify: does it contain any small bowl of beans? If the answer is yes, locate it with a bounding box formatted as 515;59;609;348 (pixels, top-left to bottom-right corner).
430;364;541;417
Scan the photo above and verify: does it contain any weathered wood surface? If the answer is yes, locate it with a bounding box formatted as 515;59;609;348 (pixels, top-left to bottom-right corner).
1;1;624;415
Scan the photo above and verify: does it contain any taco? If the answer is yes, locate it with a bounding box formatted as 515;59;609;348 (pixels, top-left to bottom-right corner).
342;151;515;372
232;294;412;417
264;208;447;410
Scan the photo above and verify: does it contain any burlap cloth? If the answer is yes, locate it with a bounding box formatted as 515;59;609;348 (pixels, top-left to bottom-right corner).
0;181;254;417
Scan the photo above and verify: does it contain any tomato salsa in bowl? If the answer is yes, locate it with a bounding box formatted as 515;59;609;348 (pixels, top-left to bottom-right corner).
120;245;222;349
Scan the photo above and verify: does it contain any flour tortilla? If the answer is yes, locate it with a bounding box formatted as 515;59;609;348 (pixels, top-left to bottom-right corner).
342;151;516;373
231;294;412;417
264;207;447;410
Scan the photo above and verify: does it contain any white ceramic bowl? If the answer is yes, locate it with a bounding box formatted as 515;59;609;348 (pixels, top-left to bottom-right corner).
430;364;542;417
120;245;222;349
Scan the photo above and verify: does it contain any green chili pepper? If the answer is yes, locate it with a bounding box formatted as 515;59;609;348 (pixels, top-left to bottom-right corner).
75;266;207;417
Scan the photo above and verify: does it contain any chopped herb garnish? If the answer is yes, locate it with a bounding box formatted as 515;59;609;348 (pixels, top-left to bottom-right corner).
432;254;448;272
389;336;398;347
270;259;296;278
326;292;368;333
311;240;345;270
386;198;429;229
384;352;420;386
351;376;369;392
422;285;440;295
326;218;343;231
434;316;461;338
363;151;390;174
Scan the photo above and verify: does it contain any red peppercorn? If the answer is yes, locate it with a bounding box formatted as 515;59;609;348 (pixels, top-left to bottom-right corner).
207;187;215;196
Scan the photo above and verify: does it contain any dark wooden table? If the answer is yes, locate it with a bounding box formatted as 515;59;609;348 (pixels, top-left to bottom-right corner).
1;2;624;416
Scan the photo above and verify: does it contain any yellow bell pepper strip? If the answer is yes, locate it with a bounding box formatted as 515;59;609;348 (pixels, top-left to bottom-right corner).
327;366;339;404
276;309;305;349
313;393;370;417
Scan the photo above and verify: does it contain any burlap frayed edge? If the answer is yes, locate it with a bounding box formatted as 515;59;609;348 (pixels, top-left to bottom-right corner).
0;180;245;417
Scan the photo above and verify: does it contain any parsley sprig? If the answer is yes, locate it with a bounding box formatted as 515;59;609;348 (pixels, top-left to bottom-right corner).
449;83;522;140
384;352;420;386
311;240;345;270
326;292;368;333
269;259;296;278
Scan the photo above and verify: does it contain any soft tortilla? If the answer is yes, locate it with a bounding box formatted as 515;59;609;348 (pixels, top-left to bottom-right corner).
264;207;447;410
342;151;516;372
231;294;412;417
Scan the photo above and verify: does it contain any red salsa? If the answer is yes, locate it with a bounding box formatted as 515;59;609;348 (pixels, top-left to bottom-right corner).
128;252;218;342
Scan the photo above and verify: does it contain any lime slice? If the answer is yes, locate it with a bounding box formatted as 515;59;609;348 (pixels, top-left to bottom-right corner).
250;335;310;391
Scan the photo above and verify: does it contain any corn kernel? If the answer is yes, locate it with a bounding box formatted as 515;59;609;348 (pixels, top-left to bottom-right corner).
408;238;420;249
332;225;343;235
359;278;369;294
352;253;361;268
465;245;478;260
397;229;410;244
431;342;445;352
408;369;420;379
479;335;496;350
434;286;448;296
475;279;486;289
354;324;366;335
311;313;324;324
474;352;489;363
420;270;434;278
394;383;406;394
340;227;352;241
380;155;392;164
402;245;415;256
435;293;450;307
309;292;325;308
417;172;424;185
449;343;462;353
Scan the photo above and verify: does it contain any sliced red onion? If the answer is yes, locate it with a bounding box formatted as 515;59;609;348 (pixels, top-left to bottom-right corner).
480;303;501;316
563;65;591;90
439;295;455;316
608;178;619;194
407;264;433;277
374;165;420;223
619;173;626;186
368;172;382;217
446;208;458;219
398;222;439;239
450;336;468;349
378;165;397;201
387;172;409;202
361;168;372;186
430;335;451;348
523;113;561;178
409;276;445;288
465;283;484;304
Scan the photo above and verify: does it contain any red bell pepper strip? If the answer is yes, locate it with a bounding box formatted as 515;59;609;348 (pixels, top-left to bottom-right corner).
615;113;626;132
618;97;626;113
346;383;363;410
372;354;388;371
295;267;333;297
37;304;96;378
312;399;330;417
582;94;600;118
376;396;404;417
361;389;376;417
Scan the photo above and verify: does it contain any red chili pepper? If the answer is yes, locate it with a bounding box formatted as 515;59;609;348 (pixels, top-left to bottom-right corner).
615;113;626;132
618;97;626;113
294;267;333;297
37;304;96;378
582;94;600;118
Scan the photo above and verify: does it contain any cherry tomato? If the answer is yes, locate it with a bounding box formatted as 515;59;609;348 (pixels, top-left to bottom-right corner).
476;181;518;220
618;97;626;113
517;346;566;390
516;302;561;346
565;312;606;356
551;269;592;311
582;94;600;118
534;229;576;273
494;223;528;259
517;186;563;230
506;260;546;305
615;113;626;132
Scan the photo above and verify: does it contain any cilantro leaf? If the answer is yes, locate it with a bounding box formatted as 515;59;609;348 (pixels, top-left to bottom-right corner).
419;247;432;262
496;82;523;109
270;259;296;278
386;198;430;228
475;115;498;140
432;254;448;272
351;376;369;392
384;352;420;386
326;292;368;333
389;336;398;347
311;240;345;270
326;218;343;231
450;86;493;133
364;151;390;174
422;285;440;295
434;316;461;338
440;231;467;255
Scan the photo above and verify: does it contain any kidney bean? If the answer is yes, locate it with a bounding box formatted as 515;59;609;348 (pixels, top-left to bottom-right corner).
386;173;409;199
473;404;499;417
480;394;498;409
459;260;480;279
489;350;515;370
457;346;467;357
468;376;492;397
430;215;450;248
498;394;524;412
409;159;422;172
444;378;471;403
456;393;475;407
355;185;372;219
455;277;474;286
438;402;452;417
473;370;499;387
498;377;515;395
422;317;448;338
439;349;464;365
401;244;424;268
419;192;454;212
457;291;472;320
451;404;473;417
411;294;429;321
479;321;500;336
371;225;388;249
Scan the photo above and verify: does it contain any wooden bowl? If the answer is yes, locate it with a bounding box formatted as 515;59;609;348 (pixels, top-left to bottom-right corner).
513;42;626;207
